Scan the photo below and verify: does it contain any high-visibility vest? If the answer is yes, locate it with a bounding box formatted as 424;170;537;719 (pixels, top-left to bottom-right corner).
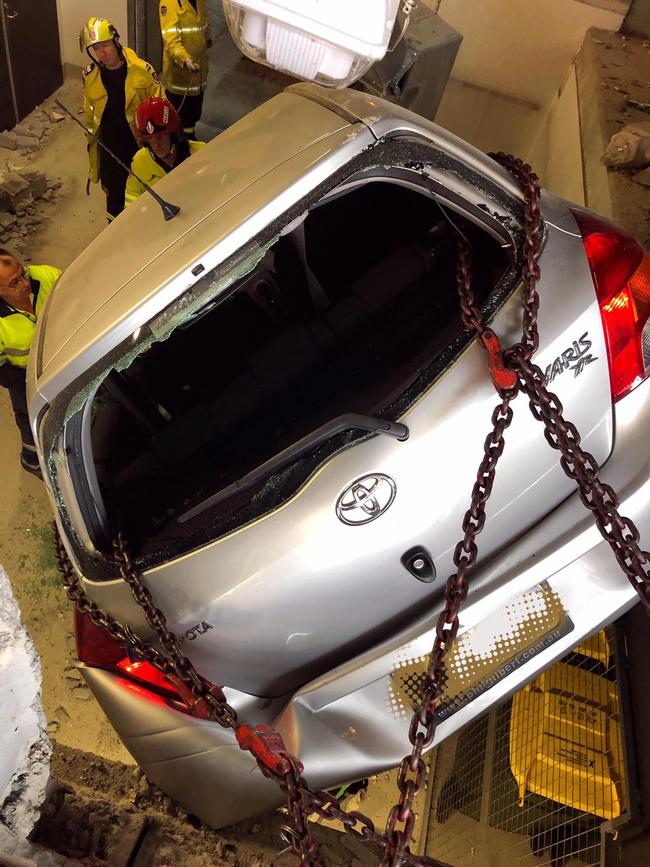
82;47;164;184
160;0;209;96
125;140;205;205
0;265;61;368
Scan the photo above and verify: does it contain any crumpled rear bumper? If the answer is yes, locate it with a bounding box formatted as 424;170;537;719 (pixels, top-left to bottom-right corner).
83;379;650;829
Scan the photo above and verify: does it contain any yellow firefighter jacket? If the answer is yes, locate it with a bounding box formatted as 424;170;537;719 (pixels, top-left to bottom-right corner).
82;47;164;184
0;265;61;368
125;140;205;205
160;0;209;95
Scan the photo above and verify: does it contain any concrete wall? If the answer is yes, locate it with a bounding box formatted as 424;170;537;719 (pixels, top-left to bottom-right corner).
56;0;129;69
435;79;543;156
436;0;624;109
527;68;585;204
427;0;624;176
622;0;650;36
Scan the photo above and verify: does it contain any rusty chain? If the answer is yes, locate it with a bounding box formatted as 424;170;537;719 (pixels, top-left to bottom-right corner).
380;395;513;865
506;345;650;612
51;152;650;866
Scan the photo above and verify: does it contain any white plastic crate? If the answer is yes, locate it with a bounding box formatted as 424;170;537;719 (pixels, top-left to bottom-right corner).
223;0;401;87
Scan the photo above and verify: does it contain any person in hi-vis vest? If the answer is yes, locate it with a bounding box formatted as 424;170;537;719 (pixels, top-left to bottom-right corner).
0;250;61;478
80;16;164;221
159;1;210;135
125;97;205;206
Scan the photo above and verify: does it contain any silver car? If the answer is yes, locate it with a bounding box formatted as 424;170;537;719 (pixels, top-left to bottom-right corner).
28;83;650;829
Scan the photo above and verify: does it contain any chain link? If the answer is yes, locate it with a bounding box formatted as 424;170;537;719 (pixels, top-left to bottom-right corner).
505;345;650;611
489;152;543;359
380;396;513;865
51;153;650;866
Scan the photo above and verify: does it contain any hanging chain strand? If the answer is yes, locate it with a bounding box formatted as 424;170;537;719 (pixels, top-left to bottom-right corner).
54;525;450;867
489;152;543;359
382;395;514;865
54;529;323;865
51;152;650;866
506;346;650;611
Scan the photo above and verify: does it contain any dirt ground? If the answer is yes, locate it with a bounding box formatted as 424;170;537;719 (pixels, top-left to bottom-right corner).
31;744;386;867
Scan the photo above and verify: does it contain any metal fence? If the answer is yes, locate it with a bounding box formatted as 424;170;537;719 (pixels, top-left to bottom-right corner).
422;628;625;866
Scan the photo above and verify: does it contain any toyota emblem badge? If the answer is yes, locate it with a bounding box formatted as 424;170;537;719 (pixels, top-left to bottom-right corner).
336;474;396;525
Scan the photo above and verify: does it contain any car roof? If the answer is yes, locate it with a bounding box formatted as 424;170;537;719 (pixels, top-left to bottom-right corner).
38;90;356;381
36;84;523;398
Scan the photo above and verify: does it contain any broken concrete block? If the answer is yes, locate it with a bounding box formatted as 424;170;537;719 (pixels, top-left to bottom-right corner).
602;121;650;168
0;566;51;842
0;855;39;866
0;172;33;212
0;131;17;150
15;136;38;149
21;170;48;200
0;211;18;230
7;161;27;174
13;123;42;140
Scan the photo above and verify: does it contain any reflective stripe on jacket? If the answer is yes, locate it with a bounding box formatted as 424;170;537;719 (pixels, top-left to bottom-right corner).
82;47;165;184
0;265;61;368
125;140;205;205
160;0;209;95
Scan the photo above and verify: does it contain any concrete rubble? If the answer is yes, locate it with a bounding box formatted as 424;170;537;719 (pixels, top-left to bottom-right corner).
28;744;378;867
0;112;55;155
0;109;65;255
0;567;52;860
0;167;61;257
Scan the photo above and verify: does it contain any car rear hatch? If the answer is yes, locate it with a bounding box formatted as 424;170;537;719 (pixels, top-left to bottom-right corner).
37;89;614;698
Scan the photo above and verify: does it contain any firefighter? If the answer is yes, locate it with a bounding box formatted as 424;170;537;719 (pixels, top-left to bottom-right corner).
80;16;164;222
0;250;61;479
125;97;205;206
159;1;210;135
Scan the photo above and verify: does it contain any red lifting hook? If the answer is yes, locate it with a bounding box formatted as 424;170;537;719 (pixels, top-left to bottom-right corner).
482;329;518;392
236;724;300;777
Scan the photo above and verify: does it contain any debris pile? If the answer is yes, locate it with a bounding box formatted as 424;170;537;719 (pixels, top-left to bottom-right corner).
0;566;51;857
0;166;61;255
602;120;650;169
0;108;64;154
31;744;372;866
0;107;68;253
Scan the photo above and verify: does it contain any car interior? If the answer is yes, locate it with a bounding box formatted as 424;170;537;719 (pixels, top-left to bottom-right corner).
88;179;510;559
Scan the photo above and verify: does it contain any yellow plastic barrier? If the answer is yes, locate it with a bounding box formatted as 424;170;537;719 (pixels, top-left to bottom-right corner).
509;634;624;820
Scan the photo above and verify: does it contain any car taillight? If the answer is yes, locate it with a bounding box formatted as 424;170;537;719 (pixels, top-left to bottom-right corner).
74;608;217;715
115;658;180;698
573;210;650;401
75;606;124;667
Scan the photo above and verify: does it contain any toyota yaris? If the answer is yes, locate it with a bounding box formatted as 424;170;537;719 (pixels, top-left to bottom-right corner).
28;84;650;828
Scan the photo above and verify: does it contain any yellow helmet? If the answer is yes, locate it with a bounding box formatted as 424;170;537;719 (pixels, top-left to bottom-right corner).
79;17;120;52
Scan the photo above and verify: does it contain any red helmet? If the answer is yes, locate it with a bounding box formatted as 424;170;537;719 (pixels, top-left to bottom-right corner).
135;97;181;140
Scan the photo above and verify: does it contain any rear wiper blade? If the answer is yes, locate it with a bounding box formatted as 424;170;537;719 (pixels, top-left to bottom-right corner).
177;413;409;524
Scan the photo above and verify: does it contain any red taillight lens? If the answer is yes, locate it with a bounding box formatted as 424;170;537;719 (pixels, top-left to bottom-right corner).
75;607;124;667
115;658;180;698
75;608;218;716
574;210;650;401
